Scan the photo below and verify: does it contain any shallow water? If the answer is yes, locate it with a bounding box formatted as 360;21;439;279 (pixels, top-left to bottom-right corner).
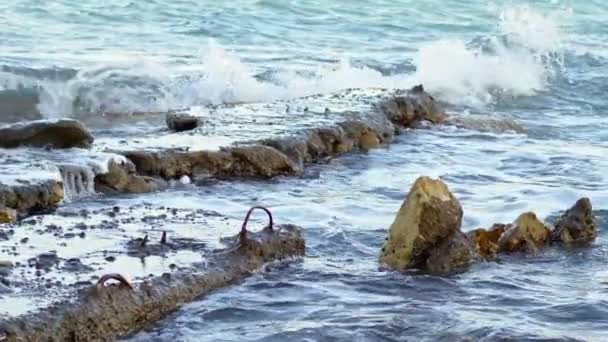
1;0;608;340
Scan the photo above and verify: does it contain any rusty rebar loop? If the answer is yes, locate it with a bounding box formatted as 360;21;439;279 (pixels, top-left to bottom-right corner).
96;273;133;290
240;206;274;241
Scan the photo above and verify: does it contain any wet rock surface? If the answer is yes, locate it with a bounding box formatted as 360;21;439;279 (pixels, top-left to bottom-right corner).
123;86;443;182
498;212;551;253
0;207;17;224
0;206;305;341
467;224;505;261
380;176;464;272
425;230;476;273
0;180;64;216
380;177;598;273
552;197;596;243
0;119;94;149
166;113;199;132
94;160;168;194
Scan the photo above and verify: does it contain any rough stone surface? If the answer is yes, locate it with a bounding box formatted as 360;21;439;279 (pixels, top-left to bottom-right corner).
94;160;167;194
225;145;299;178
498;212;551;253
166;113;199;132
0;181;63;216
125;85;444;183
0;207;18;224
0;119;94;149
379;85;447;127
0;223;305;341
467;224;506;261
553;198;596;244
426;230;476;273
380;176;463;271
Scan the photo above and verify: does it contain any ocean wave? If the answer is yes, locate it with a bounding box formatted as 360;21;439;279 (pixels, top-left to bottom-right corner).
0;5;575;120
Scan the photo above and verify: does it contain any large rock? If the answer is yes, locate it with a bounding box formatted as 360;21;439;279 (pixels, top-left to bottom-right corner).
166;113;199;132
379;85;447;127
0;207;17;224
380;176;464;271
553;198;596;244
498;212;551;253
0;119;94;149
467;224;506;261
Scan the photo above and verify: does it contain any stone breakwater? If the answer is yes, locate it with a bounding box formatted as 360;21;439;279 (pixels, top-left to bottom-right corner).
0;85;446;222
380;176;597;273
0;207;305;342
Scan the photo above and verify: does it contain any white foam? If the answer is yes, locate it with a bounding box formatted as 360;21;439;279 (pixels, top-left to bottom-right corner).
0;5;568;117
411;5;566;106
0;147;126;201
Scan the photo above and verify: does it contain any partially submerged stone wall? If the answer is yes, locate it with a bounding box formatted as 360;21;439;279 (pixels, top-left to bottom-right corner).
120;86;444;182
380;176;597;273
0;207;305;342
0;85;448;219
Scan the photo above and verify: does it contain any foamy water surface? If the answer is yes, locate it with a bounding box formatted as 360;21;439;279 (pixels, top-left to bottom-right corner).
1;0;608;341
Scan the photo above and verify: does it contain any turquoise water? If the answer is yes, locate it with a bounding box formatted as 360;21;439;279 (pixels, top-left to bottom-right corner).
2;1;608;341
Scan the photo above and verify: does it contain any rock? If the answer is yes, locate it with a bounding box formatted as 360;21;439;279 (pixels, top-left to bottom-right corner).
95;160;167;194
467;224;506;260
379;85;447;127
359;131;381;151
166;113;199;132
380;176;463;271
447;116;526;134
30;252;60;270
124;175;168;194
95;160;131;191
224;145;299;178
0;119;94;149
0;207;17;224
0;180;64;216
0;260;13;277
553;198;596;244
0;277;11;293
426;230;476;273
498;212;551;253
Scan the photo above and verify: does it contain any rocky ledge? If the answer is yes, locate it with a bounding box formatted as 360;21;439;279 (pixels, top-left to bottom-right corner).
0;207;305;341
380;176;597;273
0;119;94;149
0;181;64;223
122;85;445;181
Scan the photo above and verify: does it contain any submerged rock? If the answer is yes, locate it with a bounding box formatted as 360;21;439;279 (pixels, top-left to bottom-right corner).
467;224;506;261
0;119;94;149
553;198;596;244
498;212;551;253
380;176;464;272
0;207;17;224
447;116;527;134
166;113;199;132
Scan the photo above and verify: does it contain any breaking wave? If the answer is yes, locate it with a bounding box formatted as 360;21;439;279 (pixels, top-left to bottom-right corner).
0;5;569;119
